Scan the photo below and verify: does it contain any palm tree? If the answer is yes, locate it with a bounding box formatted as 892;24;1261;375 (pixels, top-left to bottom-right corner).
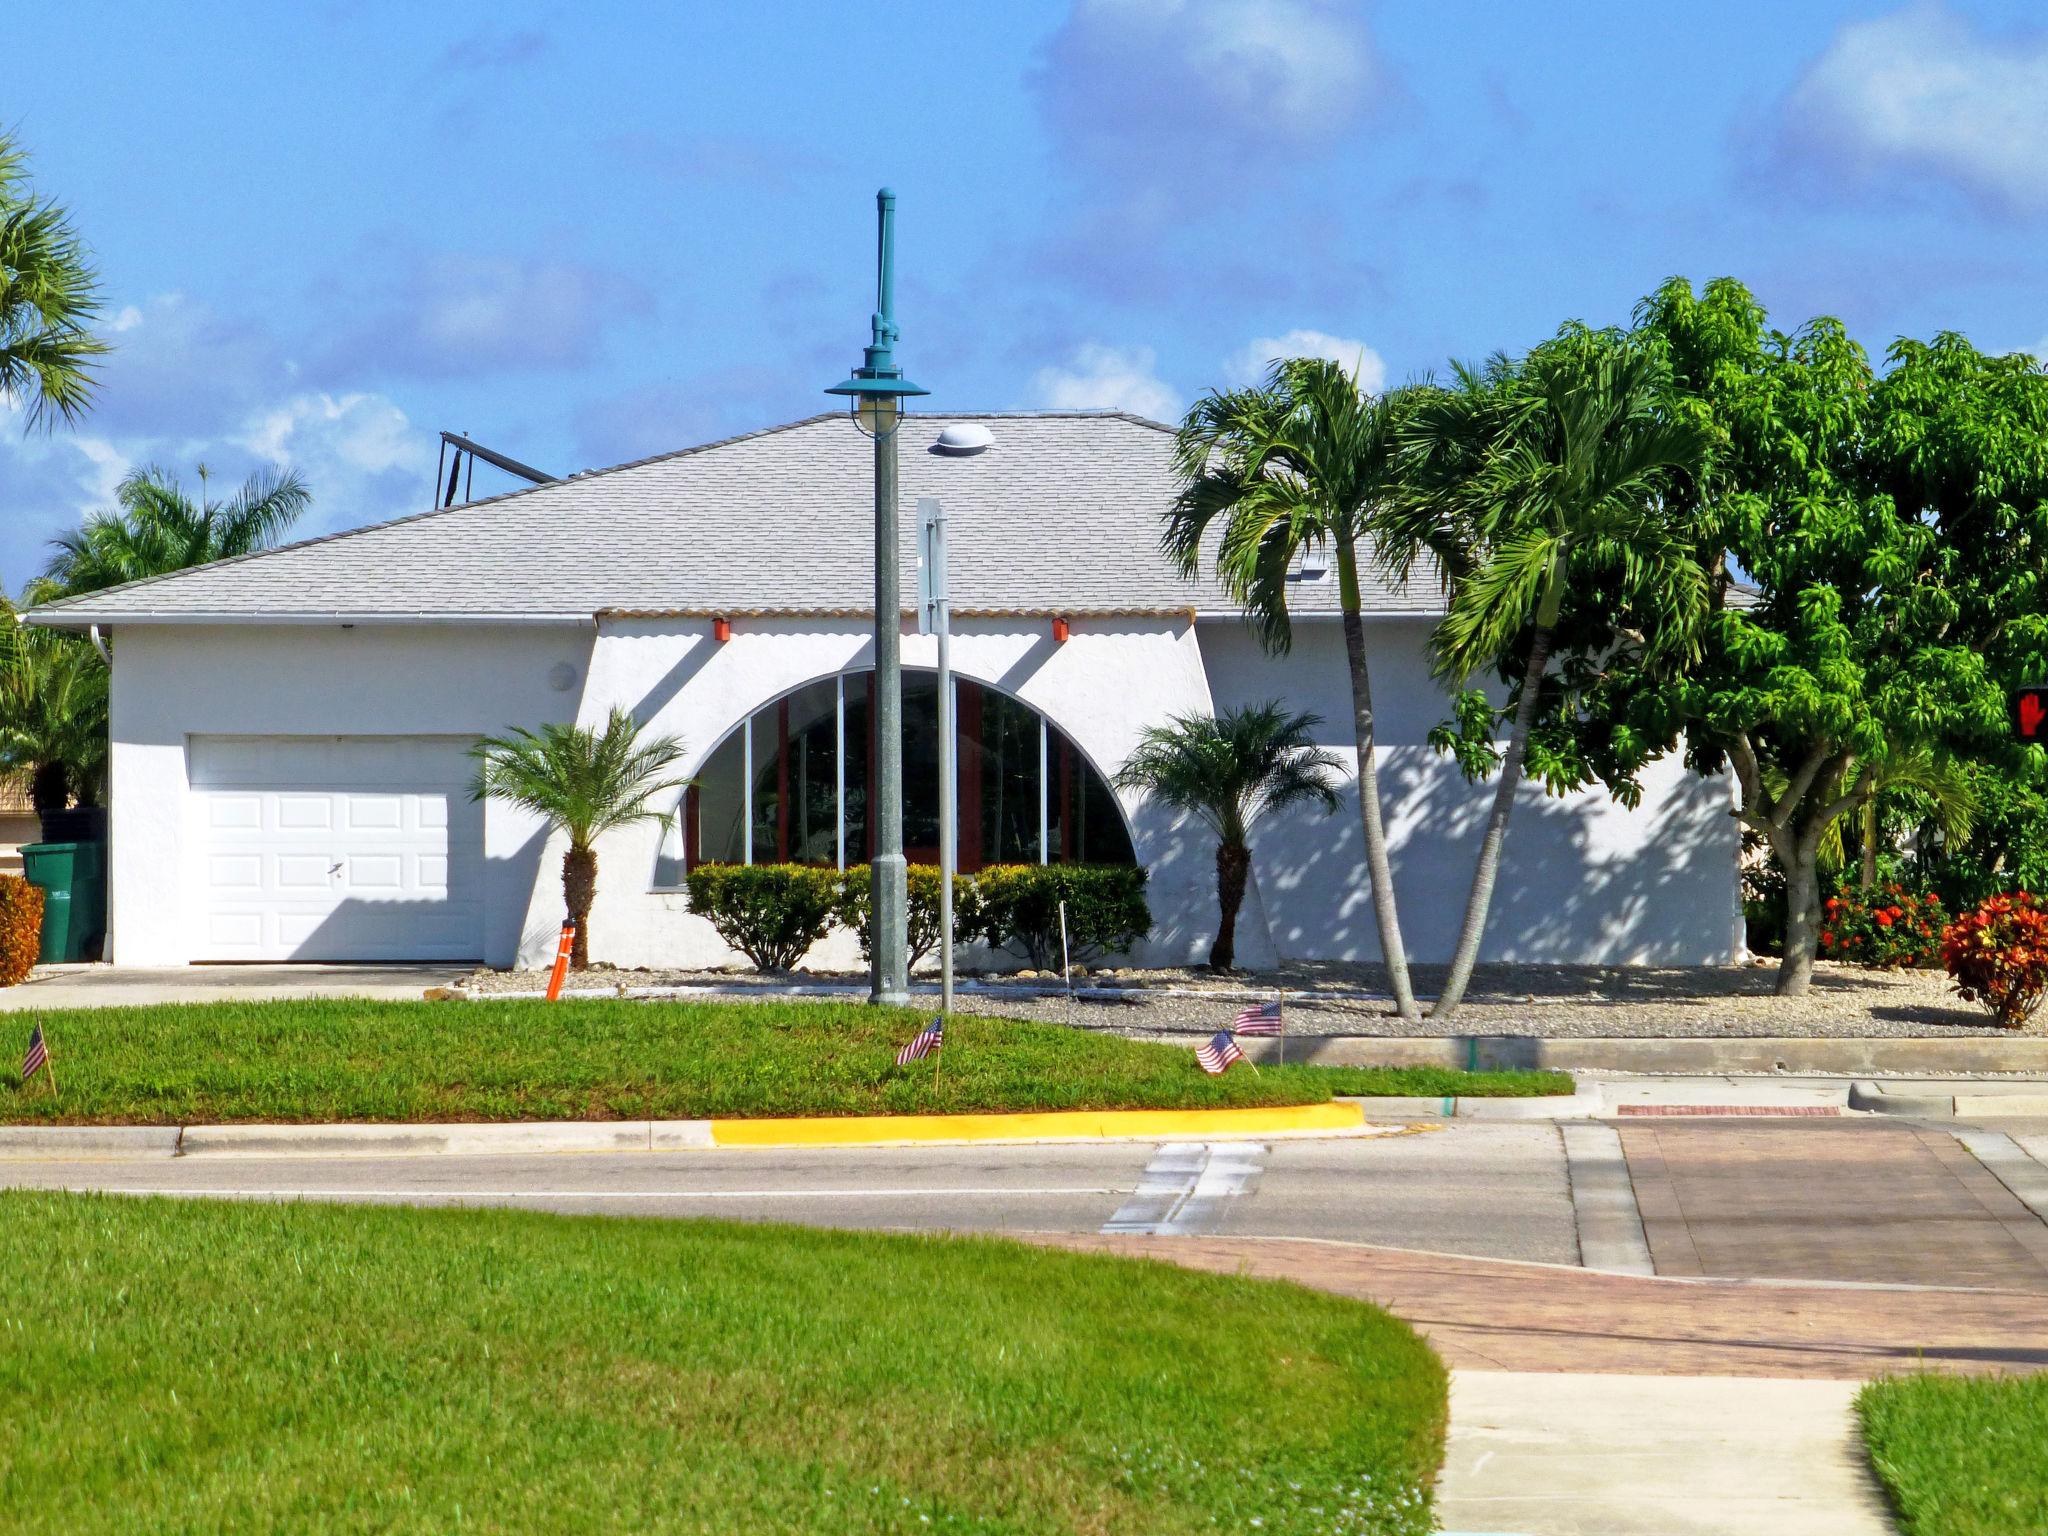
0;132;107;428
1115;703;1342;971
1817;743;1977;892
470;708;687;969
1166;359;1429;1018
42;465;310;596
1394;337;1710;1019
0;604;108;816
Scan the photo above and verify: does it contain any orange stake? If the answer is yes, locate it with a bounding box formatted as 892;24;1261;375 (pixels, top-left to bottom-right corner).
545;922;576;1000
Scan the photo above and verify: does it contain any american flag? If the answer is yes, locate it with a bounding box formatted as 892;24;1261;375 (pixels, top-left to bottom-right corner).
1195;1031;1245;1075
1234;999;1283;1035
21;1022;48;1083
895;1016;944;1065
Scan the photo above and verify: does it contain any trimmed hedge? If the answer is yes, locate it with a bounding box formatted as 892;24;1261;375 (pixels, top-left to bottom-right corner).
967;863;1151;970
0;877;43;987
681;864;839;971
684;862;1151;973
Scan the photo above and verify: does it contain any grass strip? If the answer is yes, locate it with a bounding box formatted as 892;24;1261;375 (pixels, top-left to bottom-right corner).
1858;1374;2048;1536
0;1191;1445;1534
0;997;1567;1124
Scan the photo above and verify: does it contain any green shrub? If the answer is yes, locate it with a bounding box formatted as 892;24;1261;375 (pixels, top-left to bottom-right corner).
0;876;43;986
1819;886;1947;969
967;863;1150;970
683;863;839;971
834;864;972;967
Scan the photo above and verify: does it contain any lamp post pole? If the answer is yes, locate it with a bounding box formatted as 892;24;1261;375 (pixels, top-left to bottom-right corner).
828;188;927;1007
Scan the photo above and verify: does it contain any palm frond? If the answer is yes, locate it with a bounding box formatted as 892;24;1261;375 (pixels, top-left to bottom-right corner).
470;707;688;851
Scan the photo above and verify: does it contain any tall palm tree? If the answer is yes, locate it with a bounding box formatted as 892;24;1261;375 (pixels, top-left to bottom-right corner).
1166;359;1429;1018
42;465;310;595
470;708;687;969
0;133;106;428
1115;702;1342;971
1395;338;1710;1018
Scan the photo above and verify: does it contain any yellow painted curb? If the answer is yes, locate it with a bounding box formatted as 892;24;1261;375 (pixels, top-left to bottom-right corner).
707;1099;1367;1148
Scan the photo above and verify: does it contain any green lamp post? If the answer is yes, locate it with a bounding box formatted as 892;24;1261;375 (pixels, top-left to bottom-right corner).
828;187;928;1006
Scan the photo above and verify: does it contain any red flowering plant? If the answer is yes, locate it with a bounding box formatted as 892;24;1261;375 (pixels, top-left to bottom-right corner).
1941;892;2048;1028
1817;885;1947;970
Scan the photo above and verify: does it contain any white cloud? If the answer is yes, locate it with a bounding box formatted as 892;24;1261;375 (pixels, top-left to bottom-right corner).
1032;344;1180;421
1036;0;1374;177
1227;329;1386;392
1777;3;2048;212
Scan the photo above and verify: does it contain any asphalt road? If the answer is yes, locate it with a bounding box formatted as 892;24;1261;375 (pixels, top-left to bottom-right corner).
8;1115;2046;1286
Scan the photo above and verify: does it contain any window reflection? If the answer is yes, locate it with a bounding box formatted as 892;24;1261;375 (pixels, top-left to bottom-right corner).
670;669;1135;878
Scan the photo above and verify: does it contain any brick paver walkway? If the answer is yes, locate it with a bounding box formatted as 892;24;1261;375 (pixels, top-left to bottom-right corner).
1619;1121;2048;1291
1034;1235;2048;1378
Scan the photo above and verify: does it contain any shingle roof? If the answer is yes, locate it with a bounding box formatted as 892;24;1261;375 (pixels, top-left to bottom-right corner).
26;411;1438;626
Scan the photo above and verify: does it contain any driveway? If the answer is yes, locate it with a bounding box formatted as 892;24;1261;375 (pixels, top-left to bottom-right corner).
0;964;458;1011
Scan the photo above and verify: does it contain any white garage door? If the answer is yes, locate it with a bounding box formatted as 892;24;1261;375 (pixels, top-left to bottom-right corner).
190;736;484;962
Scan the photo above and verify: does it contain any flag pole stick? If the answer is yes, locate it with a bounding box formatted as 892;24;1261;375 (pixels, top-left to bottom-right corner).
1277;987;1285;1068
1059;899;1073;1034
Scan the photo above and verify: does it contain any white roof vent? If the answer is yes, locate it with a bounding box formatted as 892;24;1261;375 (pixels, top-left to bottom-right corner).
931;422;994;456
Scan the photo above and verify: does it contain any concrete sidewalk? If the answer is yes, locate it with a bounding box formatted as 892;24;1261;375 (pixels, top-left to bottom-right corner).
0;964;462;1010
1438;1372;1895;1536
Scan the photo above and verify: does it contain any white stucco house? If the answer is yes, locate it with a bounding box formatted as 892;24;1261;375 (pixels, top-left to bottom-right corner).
26;411;1743;972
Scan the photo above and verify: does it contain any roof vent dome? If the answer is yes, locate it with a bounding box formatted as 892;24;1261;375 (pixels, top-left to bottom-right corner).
931;422;994;456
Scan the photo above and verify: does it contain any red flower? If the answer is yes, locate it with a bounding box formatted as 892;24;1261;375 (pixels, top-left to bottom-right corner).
1876;911;1893;927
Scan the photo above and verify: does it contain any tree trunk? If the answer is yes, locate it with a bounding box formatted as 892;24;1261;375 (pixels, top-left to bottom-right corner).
1211;839;1249;972
1859;797;1879;893
1778;841;1821;997
563;844;597;970
1431;627;1554;1020
28;761;68;814
1337;536;1419;1020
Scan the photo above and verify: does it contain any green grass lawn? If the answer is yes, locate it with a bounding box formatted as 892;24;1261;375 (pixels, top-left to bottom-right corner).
1858;1374;2048;1536
0;1191;1446;1534
0;998;1570;1124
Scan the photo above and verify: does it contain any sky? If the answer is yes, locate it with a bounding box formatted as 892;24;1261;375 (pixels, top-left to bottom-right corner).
4;0;2047;589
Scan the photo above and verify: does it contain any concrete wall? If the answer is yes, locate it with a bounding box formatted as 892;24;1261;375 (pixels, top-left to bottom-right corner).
1195;616;1743;965
107;624;591;966
104;612;1739;970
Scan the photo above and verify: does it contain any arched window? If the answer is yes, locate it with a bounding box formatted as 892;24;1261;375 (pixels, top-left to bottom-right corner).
660;669;1135;881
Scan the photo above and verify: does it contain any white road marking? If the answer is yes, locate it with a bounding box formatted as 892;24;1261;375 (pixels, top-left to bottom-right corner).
1100;1142;1266;1236
25;1185;1121;1202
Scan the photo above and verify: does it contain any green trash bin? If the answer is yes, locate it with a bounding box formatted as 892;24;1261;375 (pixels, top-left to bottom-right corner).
20;841;107;965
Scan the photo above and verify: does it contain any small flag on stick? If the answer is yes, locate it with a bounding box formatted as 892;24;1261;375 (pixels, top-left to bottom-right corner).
1195;1030;1246;1075
1234;1000;1282;1035
896;1016;945;1066
21;1020;52;1093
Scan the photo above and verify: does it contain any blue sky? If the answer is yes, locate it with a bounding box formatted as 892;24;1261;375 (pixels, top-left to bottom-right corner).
5;0;2047;588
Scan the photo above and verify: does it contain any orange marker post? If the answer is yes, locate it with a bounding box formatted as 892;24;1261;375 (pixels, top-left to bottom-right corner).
545;922;576;1000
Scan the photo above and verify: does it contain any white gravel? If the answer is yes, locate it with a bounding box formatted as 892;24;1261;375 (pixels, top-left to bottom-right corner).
455;959;2036;1039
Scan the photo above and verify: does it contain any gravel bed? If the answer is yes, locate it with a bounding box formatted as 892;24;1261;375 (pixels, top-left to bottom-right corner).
455;960;2036;1039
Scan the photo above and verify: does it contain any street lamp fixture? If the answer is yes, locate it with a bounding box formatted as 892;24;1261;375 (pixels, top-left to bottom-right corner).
826;188;928;1006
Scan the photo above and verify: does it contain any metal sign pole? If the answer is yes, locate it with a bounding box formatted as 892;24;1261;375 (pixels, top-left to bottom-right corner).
920;497;954;1017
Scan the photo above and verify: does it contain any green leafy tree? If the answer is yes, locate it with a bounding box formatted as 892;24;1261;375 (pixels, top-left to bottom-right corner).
0;132;106;428
1114;702;1342;971
1165;359;1426;1016
1537;279;2048;996
42;465;309;595
0;596;106;812
1823;743;1976;893
1394;334;1710;1018
470;708;687;969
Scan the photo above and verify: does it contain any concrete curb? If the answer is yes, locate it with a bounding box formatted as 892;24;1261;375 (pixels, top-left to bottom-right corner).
1226;1034;2048;1076
1339;1085;1607;1121
0;1126;183;1161
0;1101;1378;1161
1848;1080;2048;1118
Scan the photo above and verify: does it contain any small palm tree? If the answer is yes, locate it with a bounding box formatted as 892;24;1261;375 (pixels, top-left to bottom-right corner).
469;709;687;969
0;133;107;428
1819;743;1977;891
1167;359;1431;1015
0;602;107;815
1116;703;1341;971
1393;336;1710;1018
43;465;310;595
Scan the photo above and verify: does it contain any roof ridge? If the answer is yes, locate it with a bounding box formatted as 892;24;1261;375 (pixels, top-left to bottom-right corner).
28;412;847;616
